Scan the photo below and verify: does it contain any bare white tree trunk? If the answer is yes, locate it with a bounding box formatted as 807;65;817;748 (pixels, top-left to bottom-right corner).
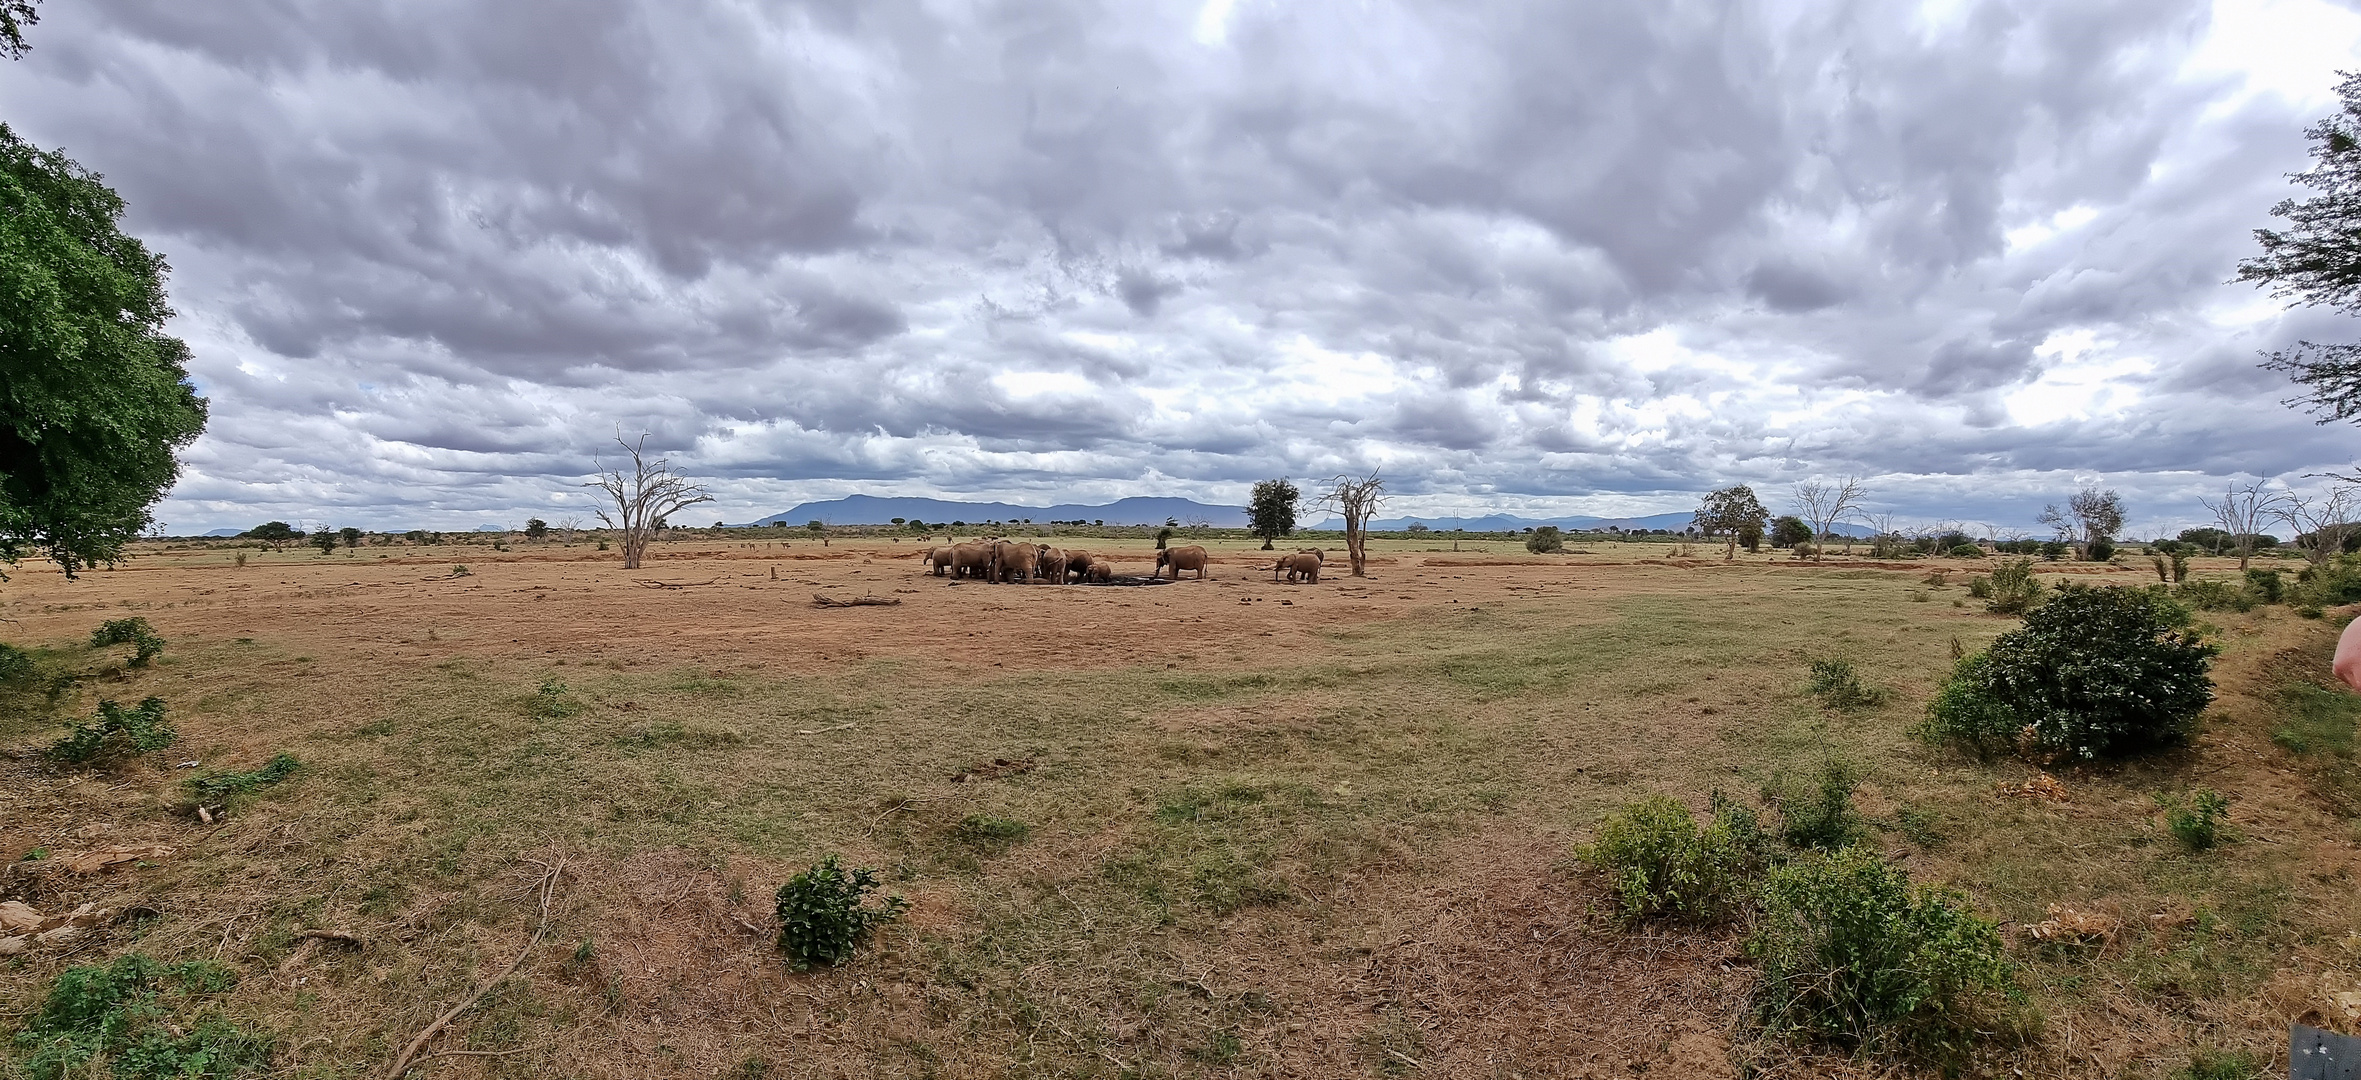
2279;486;2357;567
585;434;713;570
1794;477;1867;562
2201;481;2289;570
1317;473;1386;577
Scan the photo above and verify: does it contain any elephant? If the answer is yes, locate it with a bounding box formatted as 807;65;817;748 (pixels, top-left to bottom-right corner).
990;540;1039;583
924;545;957;576
1036;546;1070;584
949;542;993;579
1088;561;1113;583
1272;551;1322;583
1156;544;1210;580
1060;550;1094;582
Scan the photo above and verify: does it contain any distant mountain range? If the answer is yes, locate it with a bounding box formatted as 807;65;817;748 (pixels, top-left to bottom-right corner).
746;496;1874;536
749;495;1250;528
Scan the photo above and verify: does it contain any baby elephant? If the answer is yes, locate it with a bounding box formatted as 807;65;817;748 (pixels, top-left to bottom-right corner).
1088;560;1112;583
1272;551;1322;583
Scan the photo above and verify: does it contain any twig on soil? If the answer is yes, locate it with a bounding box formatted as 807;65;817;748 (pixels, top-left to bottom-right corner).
811;593;900;607
382;856;566;1080
296;929;366;948
794;722;857;735
634;577;723;589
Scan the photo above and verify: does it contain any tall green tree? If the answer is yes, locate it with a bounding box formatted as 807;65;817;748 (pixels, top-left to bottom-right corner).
0;1;38;61
2;124;208;577
2238;73;2361;422
1246;477;1300;550
1693;485;1769;562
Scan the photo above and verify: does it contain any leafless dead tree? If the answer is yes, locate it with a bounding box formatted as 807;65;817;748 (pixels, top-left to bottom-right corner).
1316;472;1386;577
1793;477;1867;562
2199;481;2290;570
585;434;713;570
2278;486;2358;567
555;516;582;545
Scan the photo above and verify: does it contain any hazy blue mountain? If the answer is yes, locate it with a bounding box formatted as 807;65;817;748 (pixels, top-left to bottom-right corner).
749;495;1874;536
748;495;1248;528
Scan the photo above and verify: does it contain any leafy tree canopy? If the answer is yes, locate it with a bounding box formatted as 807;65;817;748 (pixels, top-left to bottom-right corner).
2238;72;2361;421
2;124;207;577
1693;485;1770;559
1247;477;1300;549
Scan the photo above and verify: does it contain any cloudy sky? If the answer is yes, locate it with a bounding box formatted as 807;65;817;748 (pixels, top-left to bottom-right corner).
9;0;2361;536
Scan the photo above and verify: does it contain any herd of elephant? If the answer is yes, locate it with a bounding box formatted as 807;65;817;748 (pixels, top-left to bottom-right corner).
920;540;1327;584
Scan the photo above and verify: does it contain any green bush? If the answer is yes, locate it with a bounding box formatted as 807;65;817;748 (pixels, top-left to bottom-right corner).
184;753;301;804
1918;654;2024;760
49;697;175;765
2296;555;2361;606
1966;575;1993;599
528;677;581;719
1525;526;1565;554
12;953;270;1080
2040;541;2068;561
774;856;908;971
1984;558;2043;615
1770;761;1862;850
2243;567;2284;604
1806;659;1884;708
90;617;164;666
0;642;33;684
1577;793;1765;922
2174;577;2253;612
1947;543;1984;558
1750;848;2020;1060
2087;538;2116;561
2159;789;2232;851
1925;585;2213;760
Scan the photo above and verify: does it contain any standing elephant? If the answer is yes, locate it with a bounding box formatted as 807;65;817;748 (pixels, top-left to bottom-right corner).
1036;546;1070;584
924;545;957;576
990;540;1039;583
949;541;993;579
1272;551;1322;583
1060;550;1094;582
1157;544;1210;580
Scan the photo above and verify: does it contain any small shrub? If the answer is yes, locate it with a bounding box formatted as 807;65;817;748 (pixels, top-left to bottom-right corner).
529;678;582;719
0;642;33;684
1921;569;1949;587
2170;551;2191;582
90;617;165;667
1948;543;1984;558
1524;526;1565;554
2243;567;2284;604
1907;589;1930;602
774;856;908;971
12;953;270;1080
1966;575;1993;599
1806;659;1884;708
1927;585;2213;760
1770;761;1862;850
185;753;301;804
2296;555;2361;606
1750;848;2020;1060
2040;540;2068;560
2151;554;2172;583
2174;577;2253;613
2159;789;2232;851
1577;793;1766;922
1792;541;1817;559
1985;558;2042;615
2087;538;2116;562
49;697;175;765
451;564;472;577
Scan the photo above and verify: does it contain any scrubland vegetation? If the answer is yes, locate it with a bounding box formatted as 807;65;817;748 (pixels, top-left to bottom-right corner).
0;536;2354;1077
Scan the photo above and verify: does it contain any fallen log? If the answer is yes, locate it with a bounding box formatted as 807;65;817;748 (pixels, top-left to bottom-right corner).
812;593;901;607
633;577;724;589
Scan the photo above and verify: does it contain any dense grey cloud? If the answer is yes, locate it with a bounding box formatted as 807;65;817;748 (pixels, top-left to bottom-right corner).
6;0;2360;536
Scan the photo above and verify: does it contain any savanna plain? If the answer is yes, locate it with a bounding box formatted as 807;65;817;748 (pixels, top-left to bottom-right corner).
3;535;2358;1079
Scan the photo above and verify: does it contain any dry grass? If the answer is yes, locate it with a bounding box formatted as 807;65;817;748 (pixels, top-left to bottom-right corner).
0;540;2353;1078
